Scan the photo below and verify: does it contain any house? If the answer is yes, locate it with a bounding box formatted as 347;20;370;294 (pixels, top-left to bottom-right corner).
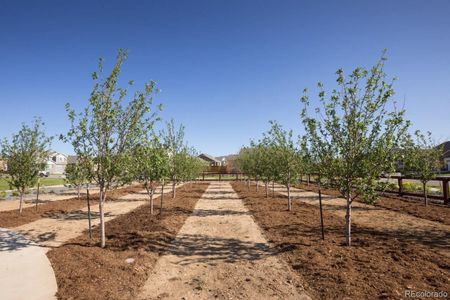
198;153;223;166
0;159;7;172
216;154;239;172
67;155;78;164
45;151;68;175
438;141;450;171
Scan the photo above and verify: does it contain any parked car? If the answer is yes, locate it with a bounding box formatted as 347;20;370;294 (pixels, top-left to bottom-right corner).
39;171;50;177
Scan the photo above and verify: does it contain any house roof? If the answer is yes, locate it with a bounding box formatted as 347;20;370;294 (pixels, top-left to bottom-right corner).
67;155;78;164
198;153;221;163
438;141;450;158
49;151;68;158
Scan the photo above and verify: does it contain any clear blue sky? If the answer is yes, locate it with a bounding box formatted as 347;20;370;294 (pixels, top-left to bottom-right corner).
1;0;449;156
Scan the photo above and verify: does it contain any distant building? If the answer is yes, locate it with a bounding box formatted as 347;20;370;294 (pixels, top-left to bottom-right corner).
67;155;78;164
438;141;450;171
45;151;68;175
198;153;223;166
0;159;7;172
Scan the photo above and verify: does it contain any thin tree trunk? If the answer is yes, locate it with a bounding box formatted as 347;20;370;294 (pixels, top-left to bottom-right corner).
272;181;275;197
160;181;165;215
77;185;81;199
19;192;24;214
423;182;428;206
265;181;268;198
172;177;176;199
35;183;40;211
86;185;92;239
247;179;250;191
256;180;259;192
318;180;324;240
287;184;292;211
345;194;352;246
150;189;154;215
99;188;106;248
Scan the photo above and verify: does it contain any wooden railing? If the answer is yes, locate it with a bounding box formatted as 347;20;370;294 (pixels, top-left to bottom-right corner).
300;174;450;205
198;172;245;181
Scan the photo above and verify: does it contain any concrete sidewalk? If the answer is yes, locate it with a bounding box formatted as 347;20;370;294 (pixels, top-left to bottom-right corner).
0;228;57;300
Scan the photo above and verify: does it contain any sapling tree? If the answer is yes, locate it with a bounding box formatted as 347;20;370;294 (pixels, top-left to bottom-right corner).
254;135;277;198
63;49;161;247
178;150;206;184
403;131;442;206
132;142;169;214
237;147;255;190
161;119;188;199
1;118;52;213
300;53;410;246
301;135;331;240
265;121;303;211
65;159;90;199
248;141;265;192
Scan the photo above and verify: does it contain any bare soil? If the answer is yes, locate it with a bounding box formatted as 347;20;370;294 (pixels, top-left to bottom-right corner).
232;182;450;300
138;182;309;300
297;182;450;226
0;185;144;228
46;183;209;300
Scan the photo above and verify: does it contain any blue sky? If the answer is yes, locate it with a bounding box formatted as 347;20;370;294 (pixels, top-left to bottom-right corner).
1;0;449;156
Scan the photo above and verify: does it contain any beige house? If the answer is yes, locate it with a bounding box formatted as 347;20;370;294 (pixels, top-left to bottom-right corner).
45;152;68;175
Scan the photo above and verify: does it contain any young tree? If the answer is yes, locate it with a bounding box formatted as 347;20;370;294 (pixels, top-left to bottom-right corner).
132;142;169;214
178;150;207;184
237;146;261;191
265;121;303;211
63;49;161;247
161;119;187;199
404;131;442;206
253;135;277;198
237;147;253;190
65;160;90;199
301;53;410;246
1;119;52;213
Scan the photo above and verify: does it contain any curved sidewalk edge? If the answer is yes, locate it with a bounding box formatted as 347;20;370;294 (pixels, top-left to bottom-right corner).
0;228;57;300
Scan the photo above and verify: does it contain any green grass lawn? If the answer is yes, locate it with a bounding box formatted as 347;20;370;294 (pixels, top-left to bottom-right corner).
0;177;66;191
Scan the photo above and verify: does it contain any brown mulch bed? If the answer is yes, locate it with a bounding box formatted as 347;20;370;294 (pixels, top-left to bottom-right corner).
46;182;209;300
232;182;450;300
0;184;144;228
297;183;450;226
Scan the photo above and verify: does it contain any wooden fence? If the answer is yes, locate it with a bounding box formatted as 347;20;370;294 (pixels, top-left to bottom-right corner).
300;174;450;205
198;172;245;181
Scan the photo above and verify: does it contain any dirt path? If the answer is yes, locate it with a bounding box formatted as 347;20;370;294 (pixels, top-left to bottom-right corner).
0;187;100;212
266;183;450;257
12;185;171;248
138;182;310;300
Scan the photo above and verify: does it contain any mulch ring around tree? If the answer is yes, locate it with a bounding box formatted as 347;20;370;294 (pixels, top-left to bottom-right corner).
47;182;209;300
231;182;450;300
0;184;145;228
297;182;450;226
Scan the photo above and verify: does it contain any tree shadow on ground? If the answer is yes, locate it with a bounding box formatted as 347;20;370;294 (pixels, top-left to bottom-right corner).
264;221;450;251
43;210;112;220
200;196;240;200
64;231;285;266
192;209;250;217
0;229;36;251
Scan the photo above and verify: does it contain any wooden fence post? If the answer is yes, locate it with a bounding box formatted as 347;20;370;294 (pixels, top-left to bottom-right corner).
398;177;403;196
443;179;449;205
